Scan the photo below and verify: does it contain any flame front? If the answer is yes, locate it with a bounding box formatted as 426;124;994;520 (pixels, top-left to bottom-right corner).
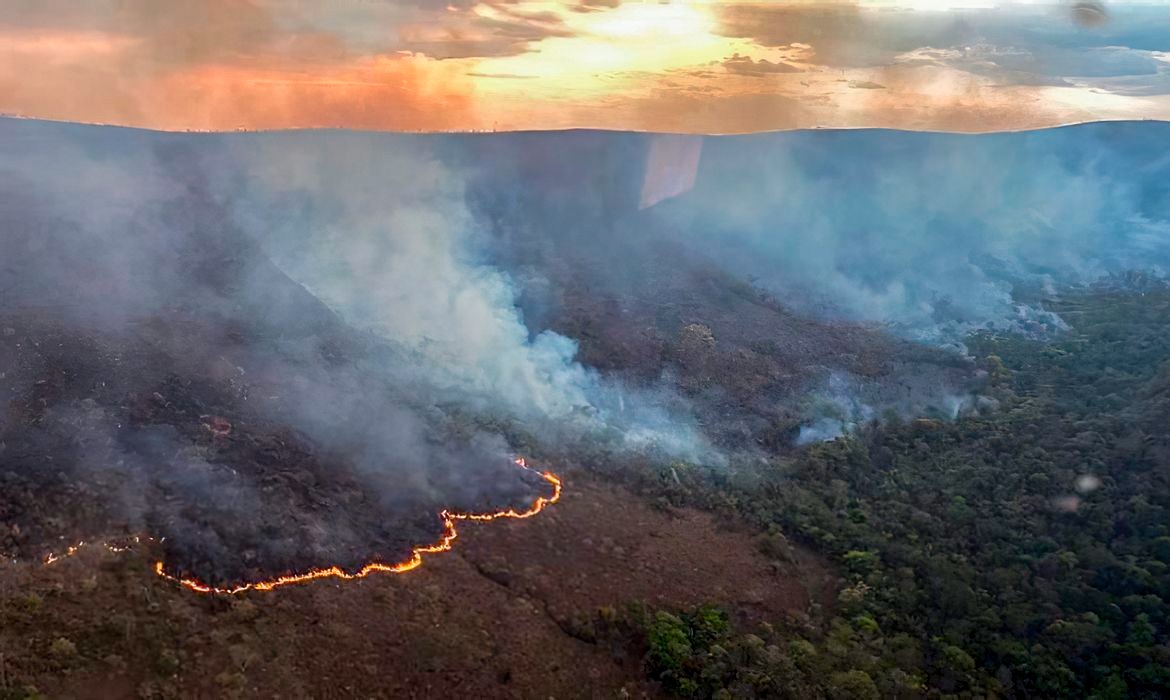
152;459;562;595
33;459;562;595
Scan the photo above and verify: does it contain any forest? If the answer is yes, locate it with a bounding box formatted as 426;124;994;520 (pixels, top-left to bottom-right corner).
590;278;1170;699
4;118;1170;698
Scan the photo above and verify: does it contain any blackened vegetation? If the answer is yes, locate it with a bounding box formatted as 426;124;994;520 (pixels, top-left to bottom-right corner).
0;144;549;588
594;282;1170;698
0;314;543;588
4;120;1170;697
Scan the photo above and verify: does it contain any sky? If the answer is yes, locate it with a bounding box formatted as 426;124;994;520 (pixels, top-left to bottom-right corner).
2;1;1170;132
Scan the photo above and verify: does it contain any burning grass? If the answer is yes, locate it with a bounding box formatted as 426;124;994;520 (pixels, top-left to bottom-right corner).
27;460;561;595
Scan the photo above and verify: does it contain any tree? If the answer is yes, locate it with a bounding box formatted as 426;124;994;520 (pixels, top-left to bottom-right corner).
827;670;880;700
648;612;693;675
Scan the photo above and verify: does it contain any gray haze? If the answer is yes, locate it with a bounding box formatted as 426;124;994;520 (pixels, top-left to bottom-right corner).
645;126;1170;345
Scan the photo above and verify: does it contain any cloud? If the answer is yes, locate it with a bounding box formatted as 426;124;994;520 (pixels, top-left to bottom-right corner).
154;55;477;131
723;53;803;76
397;4;576;59
0;22;477;130
714;2;965;69
466;72;539;79
708;2;1170;123
902;42;1162;87
113;0;277;66
571;0;621;12
4;0;1170;132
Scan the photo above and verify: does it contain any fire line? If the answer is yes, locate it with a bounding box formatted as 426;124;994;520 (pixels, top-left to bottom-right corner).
38;458;562;595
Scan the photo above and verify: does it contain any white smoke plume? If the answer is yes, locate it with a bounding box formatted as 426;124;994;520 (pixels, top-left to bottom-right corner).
0;119;717;465
647;125;1170;346
222;131;717;462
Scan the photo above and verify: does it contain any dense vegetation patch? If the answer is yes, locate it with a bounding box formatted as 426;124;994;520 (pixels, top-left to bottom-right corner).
602;282;1170;698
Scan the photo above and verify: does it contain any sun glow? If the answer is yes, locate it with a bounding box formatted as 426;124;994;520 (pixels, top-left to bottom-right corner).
471;0;747;100
582;1;714;40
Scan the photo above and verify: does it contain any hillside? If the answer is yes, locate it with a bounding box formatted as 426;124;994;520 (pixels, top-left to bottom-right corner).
1;118;1169;698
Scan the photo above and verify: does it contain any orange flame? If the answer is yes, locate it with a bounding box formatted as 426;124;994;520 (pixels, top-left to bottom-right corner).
152;458;562;594
31;459;562;595
42;536;143;565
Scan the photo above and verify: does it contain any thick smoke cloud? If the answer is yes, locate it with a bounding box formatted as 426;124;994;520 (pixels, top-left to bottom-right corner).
6;116;1169;572
0;118;717;580
0;118;711;475
226;133;599;423
219;130;714;460
433;125;1169;445
647;124;1170;346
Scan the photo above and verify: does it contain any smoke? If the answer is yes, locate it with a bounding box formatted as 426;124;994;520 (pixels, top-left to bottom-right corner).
633;125;1170;440
0;117;719;570
795;373;875;446
1;118;713;457
646;124;1170;346
7;116;1169;575
791;372;986;446
0;118;726;583
219;130;715;461
222;134;590;419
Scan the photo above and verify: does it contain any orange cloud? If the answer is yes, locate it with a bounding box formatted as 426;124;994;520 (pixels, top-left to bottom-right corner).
0;27;146;125
1;29;139;57
2;0;1170;133
0;0;478;132
0;37;476;131
152;56;476;131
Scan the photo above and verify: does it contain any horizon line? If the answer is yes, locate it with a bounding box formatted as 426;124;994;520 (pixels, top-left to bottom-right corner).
4;113;1168;139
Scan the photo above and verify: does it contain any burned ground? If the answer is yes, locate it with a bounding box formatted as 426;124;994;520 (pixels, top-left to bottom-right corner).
1;120;986;698
0;120;975;588
0;136;551;588
0;471;834;699
0;309;549;589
